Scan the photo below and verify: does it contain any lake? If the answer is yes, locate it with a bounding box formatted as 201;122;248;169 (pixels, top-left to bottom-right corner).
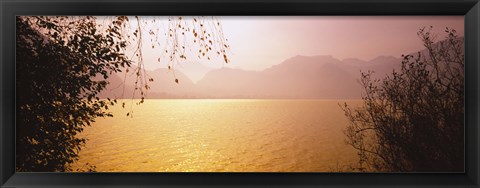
72;99;362;172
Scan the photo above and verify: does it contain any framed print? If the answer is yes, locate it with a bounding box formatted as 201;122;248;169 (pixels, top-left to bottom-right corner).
1;0;479;187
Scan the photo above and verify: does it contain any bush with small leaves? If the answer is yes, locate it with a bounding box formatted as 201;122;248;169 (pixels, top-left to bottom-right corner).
341;27;464;172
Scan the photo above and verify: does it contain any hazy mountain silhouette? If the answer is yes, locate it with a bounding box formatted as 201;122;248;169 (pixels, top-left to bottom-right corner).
175;62;213;83
96;36;463;99
98;55;404;99
98;66;199;99
196;55;402;99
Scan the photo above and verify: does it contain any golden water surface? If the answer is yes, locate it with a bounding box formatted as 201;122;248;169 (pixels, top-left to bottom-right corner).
73;99;360;172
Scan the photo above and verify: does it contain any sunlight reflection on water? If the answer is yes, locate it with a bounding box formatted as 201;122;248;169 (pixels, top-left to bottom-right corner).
73;99;361;172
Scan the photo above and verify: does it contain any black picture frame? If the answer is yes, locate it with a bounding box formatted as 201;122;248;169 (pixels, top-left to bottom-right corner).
1;0;479;187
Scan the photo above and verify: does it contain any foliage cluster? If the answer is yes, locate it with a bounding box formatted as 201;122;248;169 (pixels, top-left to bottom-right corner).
342;27;464;172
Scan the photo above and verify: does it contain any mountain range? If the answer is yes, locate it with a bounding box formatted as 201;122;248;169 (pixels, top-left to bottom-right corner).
98;54;403;99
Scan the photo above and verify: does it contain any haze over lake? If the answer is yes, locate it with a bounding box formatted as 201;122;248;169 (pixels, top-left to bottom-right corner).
73;99;360;172
80;35;464;172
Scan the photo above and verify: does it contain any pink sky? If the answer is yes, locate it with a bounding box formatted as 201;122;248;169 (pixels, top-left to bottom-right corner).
219;16;464;70
135;16;463;77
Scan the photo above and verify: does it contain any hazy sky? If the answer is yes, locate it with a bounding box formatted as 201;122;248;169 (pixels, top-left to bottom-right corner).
135;16;463;72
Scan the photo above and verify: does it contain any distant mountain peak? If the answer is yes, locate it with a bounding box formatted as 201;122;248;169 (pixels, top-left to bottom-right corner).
342;58;368;65
342;57;364;62
368;55;399;63
280;54;342;66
